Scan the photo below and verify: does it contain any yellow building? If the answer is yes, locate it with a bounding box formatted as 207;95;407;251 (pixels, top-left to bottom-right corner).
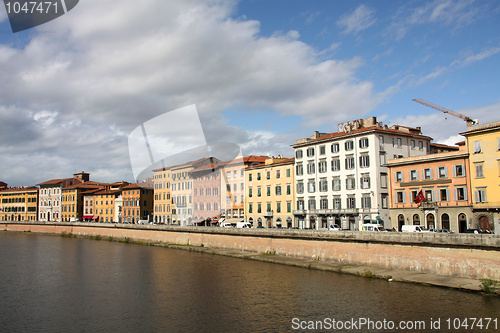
61;183;103;222
461;120;500;232
0;187;38;221
245;157;295;228
93;189;121;223
153;167;173;224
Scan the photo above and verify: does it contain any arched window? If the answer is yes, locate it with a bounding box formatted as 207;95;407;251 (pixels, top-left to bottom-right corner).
412;214;420;225
441;213;450;230
426;214;435;229
397;214;405;231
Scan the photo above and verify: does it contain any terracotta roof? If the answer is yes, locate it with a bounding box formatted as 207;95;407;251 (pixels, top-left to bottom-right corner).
222;155;270;167
190;161;228;173
430;143;459;150
123;182;154;189
0;186;39;194
63;183;104;190
246;157;295;170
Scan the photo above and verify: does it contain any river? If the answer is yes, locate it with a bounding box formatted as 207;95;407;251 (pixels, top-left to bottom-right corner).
0;232;499;332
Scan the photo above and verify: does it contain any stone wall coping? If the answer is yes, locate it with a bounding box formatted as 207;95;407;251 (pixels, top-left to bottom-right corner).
4;221;499;250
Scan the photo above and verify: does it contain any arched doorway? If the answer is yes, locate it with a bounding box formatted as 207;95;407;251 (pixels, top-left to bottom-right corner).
310;216;316;230
458;213;467;233
441;213;450;230
426;214;435;230
412;214;420;225
257;217;262;228
348;216;356;230
363;215;371;224
286;217;292;228
479;215;490;231
398;214;405;232
276;217;282;228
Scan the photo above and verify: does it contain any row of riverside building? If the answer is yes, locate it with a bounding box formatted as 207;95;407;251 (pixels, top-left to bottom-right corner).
1;116;499;233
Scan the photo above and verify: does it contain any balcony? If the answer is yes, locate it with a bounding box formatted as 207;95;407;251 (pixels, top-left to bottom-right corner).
263;211;273;217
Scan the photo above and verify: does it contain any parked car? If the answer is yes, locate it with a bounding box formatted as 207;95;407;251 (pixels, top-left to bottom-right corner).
361;224;387;232
401;225;426;232
465;229;493;234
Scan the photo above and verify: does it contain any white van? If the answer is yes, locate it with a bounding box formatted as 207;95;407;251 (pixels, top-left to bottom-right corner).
361;224;386;232
401;225;425;232
236;222;252;228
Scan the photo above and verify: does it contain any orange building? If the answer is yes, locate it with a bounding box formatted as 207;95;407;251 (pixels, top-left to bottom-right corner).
61;183;104;222
0;186;38;221
122;182;154;223
387;142;472;232
93;189;121;223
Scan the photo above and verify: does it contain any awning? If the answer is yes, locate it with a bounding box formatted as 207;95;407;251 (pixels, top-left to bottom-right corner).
224;218;244;223
92;216;99;220
83;215;93;219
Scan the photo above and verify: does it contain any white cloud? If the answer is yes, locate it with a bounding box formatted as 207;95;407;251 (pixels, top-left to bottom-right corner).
338;4;376;35
451;47;500;67
0;0;380;186
387;0;479;41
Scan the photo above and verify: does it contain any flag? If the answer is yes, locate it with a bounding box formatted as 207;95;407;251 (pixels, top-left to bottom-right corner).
414;190;425;204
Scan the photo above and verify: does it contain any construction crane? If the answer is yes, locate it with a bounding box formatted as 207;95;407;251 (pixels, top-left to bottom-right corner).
412;98;478;126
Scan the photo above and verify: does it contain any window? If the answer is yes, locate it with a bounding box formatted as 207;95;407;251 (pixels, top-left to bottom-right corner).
276;170;281;179
419;141;424;151
226;171;231;179
297;199;304;210
287;202;291;213
437;167;448;179
474;188;487;203
267;203;271;212
257;203;262;213
320;146;326;155
424;189;434;201
345;156;355;169
345;141;354;151
257;187;262;197
275;185;282;196
473;141;482;154
453;165;465;177
331;158;341;171
307;147;315;157
381;194;389;209
276;202;281;213
380;173;388;188
248;188;253;197
423;168;433;180
455;187;467;201
395;191;406;203
361;195;371;209
331;143;340;153
475;164;484;178
346;197;356;209
286;168;291;177
266;171;271;180
379;135;384;150
439;188;449;202
360;174;370;189
411;140;415;150
319;179;328;192
397;138;402;148
296;164;303;176
410;170;419;181
395;171;404;182
332;178;341;191
320;198;328;209
266;186;271;196
257;173;261;180
307;163;315;174
333;197;341;210
297;182;304;194
318;160;327;173
359;155;370;168
248;203;253;214
379;152;387;166
286;184;291;195
308;198;316;210
346;177;356;190
307;181;315;193
359;138;369;148
296;150;303;159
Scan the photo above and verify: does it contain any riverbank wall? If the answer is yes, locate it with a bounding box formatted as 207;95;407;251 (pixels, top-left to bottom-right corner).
3;222;500;282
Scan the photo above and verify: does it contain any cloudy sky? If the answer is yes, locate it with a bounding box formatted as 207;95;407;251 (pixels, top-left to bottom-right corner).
0;0;499;186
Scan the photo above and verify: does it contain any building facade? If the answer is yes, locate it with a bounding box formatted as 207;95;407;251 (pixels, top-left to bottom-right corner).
153;167;172;224
291;117;432;230
0;187;38;221
61;183;103;222
387;142;472;232
461;120;500;232
220;156;269;223
121;182;154;223
191;160;224;225
245;157;295;228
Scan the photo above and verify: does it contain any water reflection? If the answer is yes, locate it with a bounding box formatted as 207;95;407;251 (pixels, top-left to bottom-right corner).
0;232;499;332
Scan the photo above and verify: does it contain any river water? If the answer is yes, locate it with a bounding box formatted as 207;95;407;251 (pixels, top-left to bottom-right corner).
0;232;499;332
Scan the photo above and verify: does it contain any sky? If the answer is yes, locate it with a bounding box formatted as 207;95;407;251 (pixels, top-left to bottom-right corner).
0;0;499;186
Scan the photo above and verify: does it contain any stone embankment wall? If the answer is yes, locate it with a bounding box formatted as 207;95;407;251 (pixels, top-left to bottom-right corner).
3;222;500;280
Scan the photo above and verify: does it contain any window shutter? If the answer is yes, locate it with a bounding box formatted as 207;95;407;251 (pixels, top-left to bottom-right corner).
446;189;450;202
403;192;406;203
454;188;457;201
474;190;479;203
430;169;433;179
422;169;426;179
431;190;435;201
444;168;448;178
464;189;468;201
452;166;457;178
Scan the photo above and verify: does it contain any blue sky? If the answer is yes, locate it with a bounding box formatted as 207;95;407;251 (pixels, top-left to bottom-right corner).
0;0;499;186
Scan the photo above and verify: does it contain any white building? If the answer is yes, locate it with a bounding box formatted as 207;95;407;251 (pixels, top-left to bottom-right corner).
291;117;432;230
